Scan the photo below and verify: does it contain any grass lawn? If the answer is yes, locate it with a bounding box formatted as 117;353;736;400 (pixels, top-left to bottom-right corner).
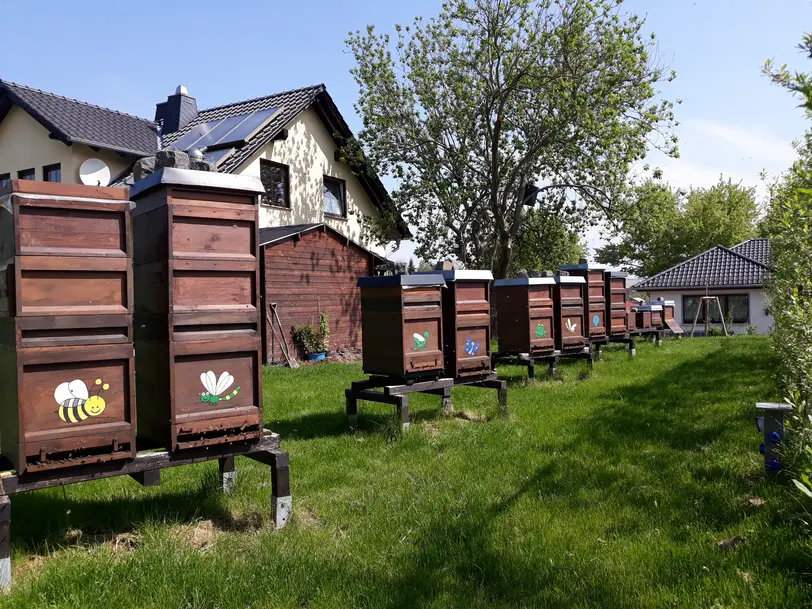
2;336;811;608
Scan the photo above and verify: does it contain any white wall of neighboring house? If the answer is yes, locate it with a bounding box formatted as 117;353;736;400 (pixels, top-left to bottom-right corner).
647;288;773;334
237;108;386;256
0;106;130;184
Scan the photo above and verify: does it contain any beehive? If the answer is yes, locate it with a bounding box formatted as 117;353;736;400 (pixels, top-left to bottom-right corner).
358;274;446;379
130;169;264;451
644;302;665;328
559;261;607;338
493;275;556;356
434;270;493;379
0;180;135;472
660;299;684;334
553;274;587;352
604;271;629;335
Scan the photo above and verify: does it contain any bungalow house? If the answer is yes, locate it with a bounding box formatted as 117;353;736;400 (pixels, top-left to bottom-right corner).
633;238;773;334
0;79;406;361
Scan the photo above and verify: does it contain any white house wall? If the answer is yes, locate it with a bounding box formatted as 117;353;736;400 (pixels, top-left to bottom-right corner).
237;108;386;256
647;288;773;334
0;106;130;184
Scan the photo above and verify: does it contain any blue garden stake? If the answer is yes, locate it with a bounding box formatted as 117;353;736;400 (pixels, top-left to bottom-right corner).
755;402;793;476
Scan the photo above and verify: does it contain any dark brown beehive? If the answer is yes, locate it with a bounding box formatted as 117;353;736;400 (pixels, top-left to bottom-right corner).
644;302;665;328
130;168;264;451
559;262;607;338
358;274;446;379
634;306;652;330
604;271;629;336
493;275;556;356
553;275;587;352
0;180;136;472
434;270;493;379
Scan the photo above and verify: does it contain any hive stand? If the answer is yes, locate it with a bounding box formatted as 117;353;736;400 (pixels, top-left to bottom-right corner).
345;374;507;430
0;430;290;591
492;347;594;385
600;328;666;358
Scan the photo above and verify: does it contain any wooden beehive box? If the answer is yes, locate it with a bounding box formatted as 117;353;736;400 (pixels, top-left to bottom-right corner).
553;274;587;352
559;262;607;338
660;299;684;335
0;180;136;472
493;275;556;356
358;274;446;379
434;270;493;379
644;302;665;328
130;168;264;451
634;306;652;330
604;271;628;336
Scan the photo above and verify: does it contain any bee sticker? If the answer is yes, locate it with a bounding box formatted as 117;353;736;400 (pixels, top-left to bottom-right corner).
413;330;430;351
55;379;108;423
464;337;481;356
535;323;547;338
200;371;240;404
565;318;578;333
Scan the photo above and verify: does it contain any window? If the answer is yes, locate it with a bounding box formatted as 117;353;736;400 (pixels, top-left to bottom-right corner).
259;159;289;208
323;176;346;218
18;168;35;181
43;163;61;183
682;294;749;325
0;173;10;189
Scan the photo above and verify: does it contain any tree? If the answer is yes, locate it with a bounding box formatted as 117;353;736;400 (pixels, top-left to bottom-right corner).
595;176;758;276
510;209;584;274
346;0;678;278
594;179;682;276
680;178;758;256
407;258;416;274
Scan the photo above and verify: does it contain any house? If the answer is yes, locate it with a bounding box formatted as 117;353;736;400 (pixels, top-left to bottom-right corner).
0;79;406;361
633;238;773;334
0;80;157;186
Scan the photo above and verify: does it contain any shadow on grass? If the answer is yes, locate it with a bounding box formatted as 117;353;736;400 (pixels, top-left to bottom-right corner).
8;468;263;554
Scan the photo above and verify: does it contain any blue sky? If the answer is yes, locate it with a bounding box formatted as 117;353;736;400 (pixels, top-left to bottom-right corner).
3;0;811;260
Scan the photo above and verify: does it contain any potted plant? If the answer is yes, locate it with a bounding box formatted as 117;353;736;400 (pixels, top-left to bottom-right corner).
292;313;330;360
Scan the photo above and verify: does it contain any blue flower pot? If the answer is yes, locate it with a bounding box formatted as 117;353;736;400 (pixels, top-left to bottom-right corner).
306;352;326;361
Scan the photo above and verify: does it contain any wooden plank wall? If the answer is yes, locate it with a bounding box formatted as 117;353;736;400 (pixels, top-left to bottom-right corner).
263;229;374;362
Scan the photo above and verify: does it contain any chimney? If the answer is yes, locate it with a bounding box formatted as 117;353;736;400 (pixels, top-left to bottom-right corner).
155;85;198;136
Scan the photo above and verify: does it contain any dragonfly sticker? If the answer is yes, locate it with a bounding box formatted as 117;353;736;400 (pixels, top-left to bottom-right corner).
413;330;430;351
200;371;240;404
565;319;578;333
465;337;481;356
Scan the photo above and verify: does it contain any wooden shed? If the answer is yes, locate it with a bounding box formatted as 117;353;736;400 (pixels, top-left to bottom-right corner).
260;224;384;364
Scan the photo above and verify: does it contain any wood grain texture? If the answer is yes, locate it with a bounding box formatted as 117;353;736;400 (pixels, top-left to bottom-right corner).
263;228;374;363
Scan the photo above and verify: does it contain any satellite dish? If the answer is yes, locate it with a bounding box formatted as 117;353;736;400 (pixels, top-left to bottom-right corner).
79;158;110;186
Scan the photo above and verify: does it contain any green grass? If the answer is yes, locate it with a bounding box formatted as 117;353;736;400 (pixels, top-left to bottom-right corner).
2;336;811;608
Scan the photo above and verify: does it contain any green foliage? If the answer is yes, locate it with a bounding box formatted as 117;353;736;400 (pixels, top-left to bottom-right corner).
407;258;416;274
292;314;330;354
346;0;678;277
596;176;758;276
509;208;585;275
764;31;812;505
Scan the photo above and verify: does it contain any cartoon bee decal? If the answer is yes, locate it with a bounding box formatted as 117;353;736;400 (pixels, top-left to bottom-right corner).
55;379;109;423
200;371;240;404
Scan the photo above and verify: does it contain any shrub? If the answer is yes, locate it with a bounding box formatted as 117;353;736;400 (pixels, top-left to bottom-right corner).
292;313;330;355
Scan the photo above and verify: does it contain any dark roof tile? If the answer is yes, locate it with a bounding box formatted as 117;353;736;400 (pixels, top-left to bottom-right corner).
730;237;772;266
0;79;158;156
635;239;772;290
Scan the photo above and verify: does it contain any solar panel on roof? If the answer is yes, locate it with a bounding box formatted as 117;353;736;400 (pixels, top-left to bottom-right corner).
204;147;234;165
187;114;251;152
214;107;280;148
171;118;224;151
